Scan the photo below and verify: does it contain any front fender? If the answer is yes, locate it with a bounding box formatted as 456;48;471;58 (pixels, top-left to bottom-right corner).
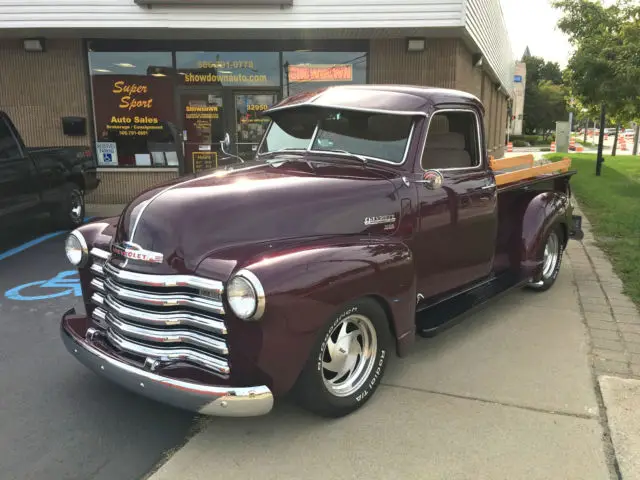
520;191;570;280
229;237;416;396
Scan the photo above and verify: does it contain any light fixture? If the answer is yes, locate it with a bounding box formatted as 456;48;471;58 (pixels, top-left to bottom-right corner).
93;68;112;73
472;53;483;68
23;38;45;52
115;63;136;68
406;37;426;52
151;72;166;77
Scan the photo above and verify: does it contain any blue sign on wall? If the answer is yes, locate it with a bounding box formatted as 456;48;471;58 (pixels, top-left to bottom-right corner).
514;75;523;83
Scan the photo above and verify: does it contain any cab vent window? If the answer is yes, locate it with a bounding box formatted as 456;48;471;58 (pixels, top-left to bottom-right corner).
421;110;481;170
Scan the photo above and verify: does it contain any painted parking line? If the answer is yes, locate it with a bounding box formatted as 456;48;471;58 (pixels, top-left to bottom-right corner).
0;217;95;262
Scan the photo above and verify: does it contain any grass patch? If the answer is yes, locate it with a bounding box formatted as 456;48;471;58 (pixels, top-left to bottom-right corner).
545;153;640;305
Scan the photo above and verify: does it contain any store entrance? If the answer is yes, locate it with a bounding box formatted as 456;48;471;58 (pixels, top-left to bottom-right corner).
178;88;279;174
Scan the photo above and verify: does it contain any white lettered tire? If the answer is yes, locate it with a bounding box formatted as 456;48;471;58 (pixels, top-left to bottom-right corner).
294;298;392;418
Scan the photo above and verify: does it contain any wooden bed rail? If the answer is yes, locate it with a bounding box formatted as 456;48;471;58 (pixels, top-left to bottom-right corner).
489;154;534;171
493;157;572;186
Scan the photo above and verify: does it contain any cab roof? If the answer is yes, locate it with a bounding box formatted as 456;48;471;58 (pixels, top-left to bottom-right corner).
266;84;484;117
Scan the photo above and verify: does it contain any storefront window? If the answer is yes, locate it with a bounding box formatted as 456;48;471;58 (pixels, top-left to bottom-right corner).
282;51;367;97
89;51;179;167
176;52;279;87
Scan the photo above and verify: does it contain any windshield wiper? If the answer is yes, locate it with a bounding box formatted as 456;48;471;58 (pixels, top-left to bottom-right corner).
318;149;369;166
264;151;316;171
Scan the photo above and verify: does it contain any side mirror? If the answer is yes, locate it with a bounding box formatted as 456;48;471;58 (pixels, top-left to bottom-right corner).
220;133;231;153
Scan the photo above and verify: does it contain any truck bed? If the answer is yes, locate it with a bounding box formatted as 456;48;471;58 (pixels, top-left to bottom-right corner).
491;155;575;192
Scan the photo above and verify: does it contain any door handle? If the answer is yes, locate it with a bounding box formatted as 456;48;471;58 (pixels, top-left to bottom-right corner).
480;184;495;190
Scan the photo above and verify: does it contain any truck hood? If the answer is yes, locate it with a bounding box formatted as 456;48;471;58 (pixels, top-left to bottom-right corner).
112;159;404;275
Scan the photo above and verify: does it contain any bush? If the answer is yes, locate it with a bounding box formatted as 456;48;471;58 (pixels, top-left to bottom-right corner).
512;140;527;147
509;134;555;146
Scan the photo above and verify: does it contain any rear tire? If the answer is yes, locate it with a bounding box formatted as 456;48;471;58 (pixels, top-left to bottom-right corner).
51;182;85;230
294;298;392;418
526;225;564;291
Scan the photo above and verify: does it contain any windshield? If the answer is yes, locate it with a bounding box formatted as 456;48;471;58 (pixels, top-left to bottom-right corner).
259;108;415;164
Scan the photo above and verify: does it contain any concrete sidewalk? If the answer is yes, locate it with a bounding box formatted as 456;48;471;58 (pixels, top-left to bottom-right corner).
145;248;617;479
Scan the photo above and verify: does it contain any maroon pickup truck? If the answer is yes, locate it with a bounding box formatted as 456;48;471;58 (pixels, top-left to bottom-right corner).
60;85;583;418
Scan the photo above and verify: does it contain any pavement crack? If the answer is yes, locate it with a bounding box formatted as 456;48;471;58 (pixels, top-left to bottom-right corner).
380;382;597;420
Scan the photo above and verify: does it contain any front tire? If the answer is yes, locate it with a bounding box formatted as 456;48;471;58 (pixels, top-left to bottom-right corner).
526;225;564;291
294;298;392;418
51;183;85;230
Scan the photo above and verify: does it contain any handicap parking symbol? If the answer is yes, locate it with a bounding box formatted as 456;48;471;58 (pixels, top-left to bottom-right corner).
4;270;82;301
103;153;113;164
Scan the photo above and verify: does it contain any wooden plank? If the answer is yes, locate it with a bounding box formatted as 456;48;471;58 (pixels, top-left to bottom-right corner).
495;158;572;186
490;154;534;171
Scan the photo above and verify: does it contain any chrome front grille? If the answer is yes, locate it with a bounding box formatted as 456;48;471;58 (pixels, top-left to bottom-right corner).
88;248;230;378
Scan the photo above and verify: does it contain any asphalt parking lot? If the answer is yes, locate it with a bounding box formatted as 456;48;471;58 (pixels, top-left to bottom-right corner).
0;219;198;480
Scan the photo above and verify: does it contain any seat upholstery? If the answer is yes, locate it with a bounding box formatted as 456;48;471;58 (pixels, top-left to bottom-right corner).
422;132;472;169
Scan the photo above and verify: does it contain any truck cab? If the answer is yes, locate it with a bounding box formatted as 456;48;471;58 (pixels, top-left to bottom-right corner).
59;85;581;419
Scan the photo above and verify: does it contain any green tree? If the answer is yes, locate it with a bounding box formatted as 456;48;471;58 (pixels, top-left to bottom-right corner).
522;55;567;134
553;0;640;165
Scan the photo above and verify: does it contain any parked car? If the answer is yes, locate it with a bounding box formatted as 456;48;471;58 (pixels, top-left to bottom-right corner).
59;85;583;419
0;111;99;230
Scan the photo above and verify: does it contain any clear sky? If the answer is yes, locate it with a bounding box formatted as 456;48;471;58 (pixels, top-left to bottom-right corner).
500;0;573;67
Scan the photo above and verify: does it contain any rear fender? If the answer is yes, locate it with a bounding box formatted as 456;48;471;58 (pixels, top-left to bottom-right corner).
237;238;416;395
520;191;570;280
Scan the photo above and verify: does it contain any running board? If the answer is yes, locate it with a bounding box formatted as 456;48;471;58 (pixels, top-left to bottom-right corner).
416;272;526;338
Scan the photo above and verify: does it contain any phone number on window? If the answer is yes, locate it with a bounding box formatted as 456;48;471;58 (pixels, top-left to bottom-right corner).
198;61;255;69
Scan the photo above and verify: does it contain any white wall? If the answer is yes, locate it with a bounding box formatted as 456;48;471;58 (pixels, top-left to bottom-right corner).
463;0;514;91
0;0;465;29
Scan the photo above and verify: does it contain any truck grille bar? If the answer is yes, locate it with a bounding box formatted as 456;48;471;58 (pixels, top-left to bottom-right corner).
87;248;230;378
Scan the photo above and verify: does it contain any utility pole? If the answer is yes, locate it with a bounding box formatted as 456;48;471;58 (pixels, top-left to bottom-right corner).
596;104;606;176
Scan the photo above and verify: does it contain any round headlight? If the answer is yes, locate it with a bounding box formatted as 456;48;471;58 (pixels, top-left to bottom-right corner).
65;230;88;267
227;270;265;321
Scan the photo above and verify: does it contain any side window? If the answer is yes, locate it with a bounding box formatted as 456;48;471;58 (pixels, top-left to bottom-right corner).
421;110;481;170
0;119;22;161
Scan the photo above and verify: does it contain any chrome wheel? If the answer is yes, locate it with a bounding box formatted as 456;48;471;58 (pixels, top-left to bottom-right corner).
321;314;378;398
542;231;560;279
70;191;84;224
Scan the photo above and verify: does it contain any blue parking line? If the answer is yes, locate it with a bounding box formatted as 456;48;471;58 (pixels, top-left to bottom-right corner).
0;217;95;262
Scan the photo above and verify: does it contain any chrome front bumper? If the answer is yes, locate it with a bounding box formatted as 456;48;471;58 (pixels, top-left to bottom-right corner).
61;309;273;417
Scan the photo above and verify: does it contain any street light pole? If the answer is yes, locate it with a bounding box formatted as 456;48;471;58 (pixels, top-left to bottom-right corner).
596;103;606;176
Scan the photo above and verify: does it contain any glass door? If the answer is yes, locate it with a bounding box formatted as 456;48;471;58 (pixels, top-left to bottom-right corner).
179;91;226;174
234;92;279;161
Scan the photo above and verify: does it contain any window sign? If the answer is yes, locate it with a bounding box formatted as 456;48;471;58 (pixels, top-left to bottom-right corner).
89;51;179;167
288;64;353;82
96;142;119;166
282;51;367;96
176;52;279;87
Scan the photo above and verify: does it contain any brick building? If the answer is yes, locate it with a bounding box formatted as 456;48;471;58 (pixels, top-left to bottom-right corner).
0;0;514;204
